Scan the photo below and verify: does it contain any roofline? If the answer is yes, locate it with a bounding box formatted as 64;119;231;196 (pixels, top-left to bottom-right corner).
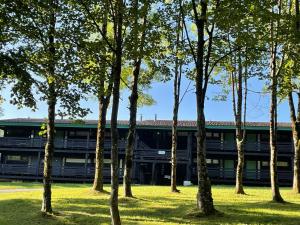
0;120;292;131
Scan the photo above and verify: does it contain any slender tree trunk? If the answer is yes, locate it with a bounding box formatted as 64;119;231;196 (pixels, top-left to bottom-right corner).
110;0;123;223
41;88;56;213
41;2;56;213
123;2;148;197
196;110;214;214
235;139;245;194
93;97;109;192
171;15;182;193
92;0;109;192
269;41;284;203
288;92;300;193
171;84;179;193
291;0;300;194
194;0;215;215
123;59;140;197
233;53;246;195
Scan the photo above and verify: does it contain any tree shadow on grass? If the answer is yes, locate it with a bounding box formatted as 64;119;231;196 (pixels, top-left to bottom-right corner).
1;194;300;225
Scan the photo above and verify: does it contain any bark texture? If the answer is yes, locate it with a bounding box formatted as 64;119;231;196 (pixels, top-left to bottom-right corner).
171;16;182;193
92;96;110;192
123;1;148;197
41;2;56;213
92;3;110;192
288;92;300;193
231;53;246;195
290;0;300;194
110;0;123;224
193;0;215;215
269;36;284;203
123;59;140;197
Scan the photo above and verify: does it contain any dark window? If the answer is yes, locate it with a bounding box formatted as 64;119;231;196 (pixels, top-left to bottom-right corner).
260;133;269;142
277;133;291;142
6;155;29;164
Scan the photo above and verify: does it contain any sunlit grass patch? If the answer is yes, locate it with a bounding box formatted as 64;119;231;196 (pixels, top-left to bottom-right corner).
0;183;299;224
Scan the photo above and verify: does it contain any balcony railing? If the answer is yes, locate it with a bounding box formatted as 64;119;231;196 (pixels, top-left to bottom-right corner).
0;137;294;153
134;148;189;161
207;167;292;181
0;137;126;151
0;164;293;184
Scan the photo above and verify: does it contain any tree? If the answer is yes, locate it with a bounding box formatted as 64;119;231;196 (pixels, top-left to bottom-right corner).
170;16;183;193
279;0;300;193
109;0;123;223
229;51;248;194
123;0;165;197
123;0;150;198
77;0;114;193
180;0;222;215
269;0;285;203
289;0;300;194
2;0;89;213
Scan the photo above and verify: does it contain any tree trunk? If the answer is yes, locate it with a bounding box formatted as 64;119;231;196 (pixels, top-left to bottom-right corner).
92;0;109;192
171;89;179;193
196;110;215;214
234;53;246;195
235;139;245;194
171;15;182;193
41;2;56;213
288;92;300;193
41;89;56;213
93;96;109;192
269;41;284;203
123;1;148;197
110;0;122;223
123;59;140;197
292;0;300;195
194;0;215;215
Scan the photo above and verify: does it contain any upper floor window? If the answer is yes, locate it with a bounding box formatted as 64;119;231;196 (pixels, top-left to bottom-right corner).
206;132;220;140
68;130;89;139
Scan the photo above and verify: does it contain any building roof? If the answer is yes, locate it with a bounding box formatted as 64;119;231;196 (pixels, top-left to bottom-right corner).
0;118;292;131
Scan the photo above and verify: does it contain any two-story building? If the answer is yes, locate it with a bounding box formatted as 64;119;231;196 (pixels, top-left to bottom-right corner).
0;118;294;185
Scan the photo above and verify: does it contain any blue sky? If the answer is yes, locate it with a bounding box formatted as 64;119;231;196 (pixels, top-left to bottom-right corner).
0;76;291;122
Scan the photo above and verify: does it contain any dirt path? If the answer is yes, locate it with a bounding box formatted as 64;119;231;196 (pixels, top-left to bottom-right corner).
0;188;42;193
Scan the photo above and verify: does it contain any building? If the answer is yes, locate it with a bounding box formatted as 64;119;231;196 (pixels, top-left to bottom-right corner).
0;118;294;185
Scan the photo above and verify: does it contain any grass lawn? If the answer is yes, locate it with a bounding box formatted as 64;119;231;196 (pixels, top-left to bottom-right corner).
0;182;299;225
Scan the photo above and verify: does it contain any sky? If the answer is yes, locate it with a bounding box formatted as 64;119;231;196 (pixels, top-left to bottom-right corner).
0;76;292;123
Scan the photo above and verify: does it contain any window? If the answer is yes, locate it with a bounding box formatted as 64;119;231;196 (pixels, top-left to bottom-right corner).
94;158;111;164
206;159;219;165
206;132;220;140
65;158;90;164
6;155;30;164
7;155;28;161
277;161;288;167
0;129;4;137
68;130;89;139
277;133;291;142
260;134;269;142
261;161;269;167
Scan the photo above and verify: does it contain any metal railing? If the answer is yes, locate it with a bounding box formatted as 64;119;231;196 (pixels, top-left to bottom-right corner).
0;137;126;151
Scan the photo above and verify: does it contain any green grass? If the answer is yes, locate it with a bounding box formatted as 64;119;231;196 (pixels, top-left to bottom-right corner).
0;182;299;225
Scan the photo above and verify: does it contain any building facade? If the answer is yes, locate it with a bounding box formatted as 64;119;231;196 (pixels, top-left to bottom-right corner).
0;118;294;185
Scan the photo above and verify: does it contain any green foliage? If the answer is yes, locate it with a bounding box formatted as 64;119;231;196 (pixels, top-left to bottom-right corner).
1;0;90;117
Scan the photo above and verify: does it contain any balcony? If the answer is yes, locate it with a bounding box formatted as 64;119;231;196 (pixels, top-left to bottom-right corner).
134;148;189;161
0;137;127;151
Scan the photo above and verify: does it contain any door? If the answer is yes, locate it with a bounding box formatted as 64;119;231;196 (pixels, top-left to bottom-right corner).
224;160;235;178
246;161;257;179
